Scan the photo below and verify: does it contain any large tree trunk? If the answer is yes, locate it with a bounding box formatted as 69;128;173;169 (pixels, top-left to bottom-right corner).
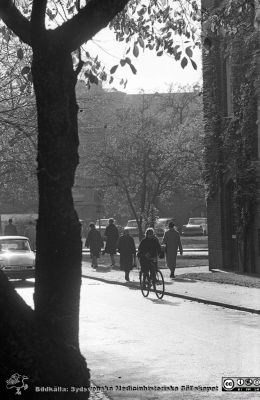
0;37;90;400
32;41;82;348
0;271;89;398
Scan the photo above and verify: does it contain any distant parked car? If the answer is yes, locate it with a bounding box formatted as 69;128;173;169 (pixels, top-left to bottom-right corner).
124;220;139;237
182;218;208;236
154;218;175;237
0;236;35;280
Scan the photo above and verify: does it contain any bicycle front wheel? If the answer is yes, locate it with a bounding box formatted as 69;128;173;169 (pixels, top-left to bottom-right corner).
140;272;150;297
154;270;165;299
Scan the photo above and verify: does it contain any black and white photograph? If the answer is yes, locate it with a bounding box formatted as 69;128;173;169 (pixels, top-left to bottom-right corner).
0;0;260;399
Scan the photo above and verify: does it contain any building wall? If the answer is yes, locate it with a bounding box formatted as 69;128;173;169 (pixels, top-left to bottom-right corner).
207;192;224;268
202;0;260;273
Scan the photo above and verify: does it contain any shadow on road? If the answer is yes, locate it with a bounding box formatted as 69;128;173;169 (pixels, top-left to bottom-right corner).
146;297;182;306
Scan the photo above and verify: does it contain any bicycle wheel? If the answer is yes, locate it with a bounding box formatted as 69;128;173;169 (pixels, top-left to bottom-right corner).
154;270;165;299
140;272;150;297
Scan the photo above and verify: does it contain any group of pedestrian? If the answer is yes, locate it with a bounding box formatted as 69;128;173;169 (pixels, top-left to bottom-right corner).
85;218;119;269
85;218;183;282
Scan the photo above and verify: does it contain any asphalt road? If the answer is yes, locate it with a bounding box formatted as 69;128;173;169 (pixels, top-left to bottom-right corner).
79;278;260;399
16;279;260;399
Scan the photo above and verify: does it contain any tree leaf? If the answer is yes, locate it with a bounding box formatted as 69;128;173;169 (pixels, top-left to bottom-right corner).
175;51;182;61
133;43;139;57
21;66;30;75
17;48;23;60
27;72;33;82
88;72;99;85
129;63;137;75
157;51;163;56
110;65;118;74
190;59;197;70
181;57;188;69
138;37;145;48
120;59;126;67
185;47;193;58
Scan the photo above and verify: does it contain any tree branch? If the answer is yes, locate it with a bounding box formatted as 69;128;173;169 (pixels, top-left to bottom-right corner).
0;0;31;45
55;0;130;53
31;0;48;39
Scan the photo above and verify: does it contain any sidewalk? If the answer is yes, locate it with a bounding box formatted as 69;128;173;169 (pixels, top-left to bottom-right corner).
81;260;260;315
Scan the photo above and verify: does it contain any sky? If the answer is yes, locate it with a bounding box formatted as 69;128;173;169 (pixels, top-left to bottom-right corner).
87;28;202;94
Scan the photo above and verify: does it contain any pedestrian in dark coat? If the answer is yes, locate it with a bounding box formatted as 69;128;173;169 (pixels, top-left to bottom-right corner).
104;218;119;267
85;223;103;268
117;229;136;281
137;228;162;280
162;221;183;278
4;219;18;236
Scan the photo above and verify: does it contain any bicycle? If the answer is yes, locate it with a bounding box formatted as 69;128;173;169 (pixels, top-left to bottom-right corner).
139;266;165;299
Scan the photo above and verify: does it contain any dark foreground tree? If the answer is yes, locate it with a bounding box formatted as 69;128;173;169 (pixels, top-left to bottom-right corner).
0;0;200;397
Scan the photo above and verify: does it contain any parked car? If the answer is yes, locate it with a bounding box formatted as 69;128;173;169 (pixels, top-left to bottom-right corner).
182;217;208;236
124;220;139;237
154;218;175;237
0;236;35;280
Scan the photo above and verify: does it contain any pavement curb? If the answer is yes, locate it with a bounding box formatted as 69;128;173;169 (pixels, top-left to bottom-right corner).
82;252;208;260
82;274;260;315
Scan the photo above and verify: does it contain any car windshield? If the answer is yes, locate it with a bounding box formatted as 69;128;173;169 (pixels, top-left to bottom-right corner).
126;221;137;227
0;239;30;251
189;218;207;225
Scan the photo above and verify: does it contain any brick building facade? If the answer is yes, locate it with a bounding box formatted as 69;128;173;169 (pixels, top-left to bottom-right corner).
202;0;260;273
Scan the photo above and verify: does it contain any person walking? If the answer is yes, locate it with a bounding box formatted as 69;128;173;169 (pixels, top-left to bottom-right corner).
117;229;136;281
104;218;119;267
4;219;18;236
24;221;36;250
85;223;103;269
162;221;183;278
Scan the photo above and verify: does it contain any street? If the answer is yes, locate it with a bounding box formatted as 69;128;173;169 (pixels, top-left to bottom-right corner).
17;278;260;399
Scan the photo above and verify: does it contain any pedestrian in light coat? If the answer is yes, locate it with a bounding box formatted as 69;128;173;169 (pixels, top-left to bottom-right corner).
104;218;119;267
85;223;104;269
162;221;183;278
117;229;136;281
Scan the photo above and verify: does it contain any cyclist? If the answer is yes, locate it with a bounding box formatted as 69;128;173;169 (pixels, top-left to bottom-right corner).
137;228;163;282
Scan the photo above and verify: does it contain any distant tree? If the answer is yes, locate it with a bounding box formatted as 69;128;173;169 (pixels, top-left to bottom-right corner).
0;36;37;210
94;93;203;239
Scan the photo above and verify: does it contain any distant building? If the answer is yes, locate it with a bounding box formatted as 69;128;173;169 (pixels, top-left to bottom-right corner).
202;0;260;273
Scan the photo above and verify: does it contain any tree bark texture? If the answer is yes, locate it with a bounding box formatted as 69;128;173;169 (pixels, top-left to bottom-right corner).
32;39;82;348
0;271;90;399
